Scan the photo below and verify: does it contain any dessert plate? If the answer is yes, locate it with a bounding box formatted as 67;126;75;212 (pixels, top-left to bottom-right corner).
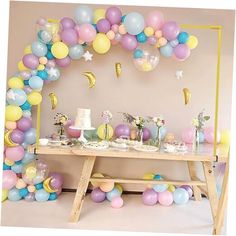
133;145;158;152
83;141;109;150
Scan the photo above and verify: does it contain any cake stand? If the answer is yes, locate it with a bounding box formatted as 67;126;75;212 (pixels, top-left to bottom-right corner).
69;126;95;143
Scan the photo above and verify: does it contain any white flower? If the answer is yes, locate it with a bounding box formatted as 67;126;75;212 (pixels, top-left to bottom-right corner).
192;118;199;127
152;117;158;123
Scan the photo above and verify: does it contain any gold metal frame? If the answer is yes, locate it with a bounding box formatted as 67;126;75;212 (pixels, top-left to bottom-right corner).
36;24;222;157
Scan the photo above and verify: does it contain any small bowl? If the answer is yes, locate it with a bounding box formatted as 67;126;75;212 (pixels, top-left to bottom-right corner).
39;138;49;146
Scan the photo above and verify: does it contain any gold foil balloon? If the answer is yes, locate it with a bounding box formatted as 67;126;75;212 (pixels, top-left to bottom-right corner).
133;45;160;72
97;124;114;140
49;92;58;110
115;63;122;78
183;88;191;105
4;130;18;147
82;72;96;88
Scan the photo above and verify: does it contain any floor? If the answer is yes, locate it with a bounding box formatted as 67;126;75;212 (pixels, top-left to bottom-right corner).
1;192;226;234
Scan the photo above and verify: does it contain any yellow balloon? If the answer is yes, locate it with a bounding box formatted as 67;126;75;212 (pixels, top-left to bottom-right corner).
115;183;123;194
51;42;69;59
220;130;230;144
5;105;23;121
186;35;198;49
97;124;114;140
8;77;24;89
94;8;106;23
92;33;111;54
144;27;154;37
18;60;30;71
2;189;8;202
37;64;45;71
91;173;104;188
142;61;152;72
27;91;42;105
168;184;176;192
24;45;32;54
143;173;155;180
26;166;37;179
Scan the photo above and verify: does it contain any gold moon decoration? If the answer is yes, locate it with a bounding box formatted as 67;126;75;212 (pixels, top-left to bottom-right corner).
115;62;122;78
4;130;18;147
43;177;57;193
49;92;58;110
183;88;191;105
82;72;96;88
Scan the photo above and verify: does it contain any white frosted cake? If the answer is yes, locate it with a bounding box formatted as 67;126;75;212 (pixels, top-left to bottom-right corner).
74;108;92;129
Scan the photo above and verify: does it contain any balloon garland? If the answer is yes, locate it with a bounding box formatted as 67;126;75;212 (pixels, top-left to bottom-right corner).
3;5;198;202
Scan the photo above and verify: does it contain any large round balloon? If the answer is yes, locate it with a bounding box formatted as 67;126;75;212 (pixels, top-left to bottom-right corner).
69;44;84;60
31;41;48;57
60;17;76;30
114;124;130;138
22;54;39;69
5;145;25;161
29;76;44;90
27;91;42;105
60;28;78;46
92;33;111;54
5;105;23;121
3;170;18;190
142;188;158;206
146;11;164;30
78;23;96;42
75;5;93;24
173;44;190;61
94;8;106;24
105;6;122;25
97;124;114;140
123;12;145;35
204;126;221;144
162;21;180;41
51;42;69;59
173;188;189;205
181;127;195;144
133;45;160;72
121;34;138;51
6;88;27;106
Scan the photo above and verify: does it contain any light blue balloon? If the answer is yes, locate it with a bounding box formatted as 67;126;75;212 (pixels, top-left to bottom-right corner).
173;188;189;205
69;44;84;60
8;188;22;201
31;41;48;57
75;6;93;24
24;128;36;145
29;76;43;90
38;30;52;44
123;12;145;35
146;124;166;140
199;131;205;143
160;43;174;58
11;163;23;174
35;189;50;202
31;70;38;76
106;188;121;201
46;68;60;81
84;129;98;140
23;110;32;118
6;88;27;106
133;49;144;59
22;151;36;164
170;39;179;47
153;174;168;192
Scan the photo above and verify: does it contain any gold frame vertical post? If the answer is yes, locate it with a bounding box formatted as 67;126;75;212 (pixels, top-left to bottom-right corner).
36;103;41;148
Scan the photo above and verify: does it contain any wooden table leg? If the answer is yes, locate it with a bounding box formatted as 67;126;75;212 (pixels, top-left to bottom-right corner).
69;156;96;223
202;161;219;223
213;161;229;235
187;161;202;201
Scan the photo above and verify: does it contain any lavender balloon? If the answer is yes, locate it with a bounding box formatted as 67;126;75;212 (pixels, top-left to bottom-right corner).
55;56;71;67
142;127;151;141
174;44;190;60
147;36;157;45
20;71;31;80
22;54;39;69
24;192;35;202
121;34;138;51
115;124;131;138
49;172;63;190
91;188;106;203
180;185;193;198
105;6;122;25
17;117;32;132
162;21;180;41
60;17;76;30
97;19;111;33
142;189;158;206
60;28;78;46
10;129;24;144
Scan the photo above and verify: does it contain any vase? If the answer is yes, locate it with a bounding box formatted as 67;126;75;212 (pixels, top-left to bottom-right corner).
137;129;143;144
155;127;162;148
192;129;200;151
104;124;109;141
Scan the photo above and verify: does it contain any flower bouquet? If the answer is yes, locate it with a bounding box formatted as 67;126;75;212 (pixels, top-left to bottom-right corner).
101;110;113;140
53;113;69;139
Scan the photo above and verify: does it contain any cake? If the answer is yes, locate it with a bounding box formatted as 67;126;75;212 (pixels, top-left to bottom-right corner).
74;108;92;129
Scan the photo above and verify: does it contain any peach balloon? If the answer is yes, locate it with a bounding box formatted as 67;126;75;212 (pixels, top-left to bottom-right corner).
78;39;85;44
111;24;119;33
5;121;17;130
16;178;27;189
158;37;167;46
100;182;114;192
155;30;162;38
27;185;36;192
118;24;127;35
5;158;15;166
106;30;115;40
91;172;104;188
39;57;48;65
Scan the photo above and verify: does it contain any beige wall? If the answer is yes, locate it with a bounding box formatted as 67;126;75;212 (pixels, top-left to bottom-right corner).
7;2;235;190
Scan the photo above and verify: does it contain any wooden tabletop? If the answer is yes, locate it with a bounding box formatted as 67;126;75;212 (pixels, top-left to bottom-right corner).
28;143;229;162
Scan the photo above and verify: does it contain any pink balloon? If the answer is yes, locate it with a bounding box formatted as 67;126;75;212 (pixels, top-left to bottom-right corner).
173;44;190;60
65;120;81;138
22;54;39;70
204;126;221;144
46;59;56;68
55;56;71;67
146;11;164;30
5;146;25;161
111;24;119;33
60;17;76;30
111;196;124;208
78;23;96;43
37;18;46;26
3;170;18;190
60;28;78;46
158;191;173;206
181;127;195;144
121;34;138;51
162;21;180;41
105;6;122;25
